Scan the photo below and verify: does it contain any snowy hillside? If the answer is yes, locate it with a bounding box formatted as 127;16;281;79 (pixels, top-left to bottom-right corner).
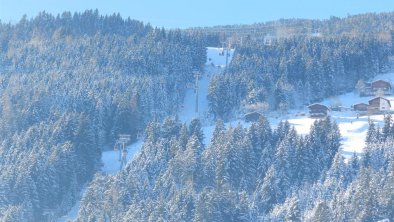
262;72;394;155
182;47;394;156
6;10;394;222
58;47;235;221
67;48;390;189
59;48;392;221
179;47;235;124
57;140;144;221
101;140;144;174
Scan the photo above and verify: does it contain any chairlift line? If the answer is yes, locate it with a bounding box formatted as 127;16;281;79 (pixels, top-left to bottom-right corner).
194;71;201;115
114;133;131;170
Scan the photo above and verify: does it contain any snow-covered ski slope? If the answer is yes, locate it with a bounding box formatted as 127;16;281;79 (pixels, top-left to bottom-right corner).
57;185;86;222
102;47;234;175
101;140;144;174
57;140;143;221
99;46;237;174
179;47;235;124
206;47;235;68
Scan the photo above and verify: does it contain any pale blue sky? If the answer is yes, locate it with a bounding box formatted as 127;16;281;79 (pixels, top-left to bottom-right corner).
1;0;394;28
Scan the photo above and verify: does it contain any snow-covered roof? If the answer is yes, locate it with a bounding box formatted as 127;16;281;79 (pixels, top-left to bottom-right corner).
308;103;329;110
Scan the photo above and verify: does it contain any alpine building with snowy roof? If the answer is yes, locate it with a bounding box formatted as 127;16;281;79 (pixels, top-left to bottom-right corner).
367;97;391;114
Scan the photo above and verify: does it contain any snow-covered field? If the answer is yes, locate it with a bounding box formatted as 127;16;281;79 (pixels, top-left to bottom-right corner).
262;75;394;155
263;109;374;155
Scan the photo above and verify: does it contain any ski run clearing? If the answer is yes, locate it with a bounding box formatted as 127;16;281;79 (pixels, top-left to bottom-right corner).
59;47;393;221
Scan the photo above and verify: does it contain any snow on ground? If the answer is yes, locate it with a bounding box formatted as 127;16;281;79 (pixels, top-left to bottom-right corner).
57;140;144;221
178;65;215;124
313;74;394;154
179;47;235;124
58;47;234;221
202;73;394;156
260;107;387;156
185;49;393;156
101;140;144;174
101;47;235;176
264;109;375;155
57;185;86;222
259;73;394;155
181;47;236;145
206;47;235;67
58;49;392;220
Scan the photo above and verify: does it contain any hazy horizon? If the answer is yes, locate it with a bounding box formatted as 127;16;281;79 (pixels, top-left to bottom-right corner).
1;0;394;28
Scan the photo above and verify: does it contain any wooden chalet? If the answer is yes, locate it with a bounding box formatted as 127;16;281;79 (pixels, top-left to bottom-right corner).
244;111;263;122
363;80;392;96
352;103;368;112
308;103;329;117
367;97;391;114
372;80;391;93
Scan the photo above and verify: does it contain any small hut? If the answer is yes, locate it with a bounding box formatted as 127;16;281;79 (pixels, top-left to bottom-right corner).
244;111;263;122
352;103;369;112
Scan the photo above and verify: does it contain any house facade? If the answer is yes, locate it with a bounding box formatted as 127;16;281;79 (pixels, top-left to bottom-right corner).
362;80;392;96
308;103;329;117
352;103;369;112
367;97;391;114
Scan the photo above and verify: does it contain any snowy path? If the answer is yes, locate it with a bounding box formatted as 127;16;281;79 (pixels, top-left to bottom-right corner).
101;140;144;174
57;185;86;222
56;140;144;222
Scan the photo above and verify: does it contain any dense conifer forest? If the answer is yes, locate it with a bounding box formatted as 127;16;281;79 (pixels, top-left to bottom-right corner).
76;116;394;221
208;36;391;119
0;10;208;221
0;10;394;221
